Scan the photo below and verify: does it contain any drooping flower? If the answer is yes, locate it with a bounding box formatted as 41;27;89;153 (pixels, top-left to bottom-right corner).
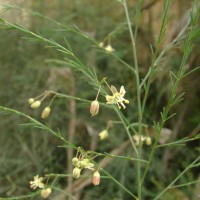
106;85;129;109
28;98;34;104
72;157;79;167
145;136;152;145
92;171;101;186
105;44;114;52
41;188;52;199
73;167;81;179
30;175;44;190
90;100;99;116
41;107;51;119
31;100;41;109
99;130;109;140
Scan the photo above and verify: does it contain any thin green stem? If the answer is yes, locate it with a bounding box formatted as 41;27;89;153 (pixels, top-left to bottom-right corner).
123;0;142;199
115;108;138;156
101;168;138;199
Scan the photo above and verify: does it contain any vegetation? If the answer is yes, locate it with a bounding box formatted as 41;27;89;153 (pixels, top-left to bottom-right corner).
0;0;200;199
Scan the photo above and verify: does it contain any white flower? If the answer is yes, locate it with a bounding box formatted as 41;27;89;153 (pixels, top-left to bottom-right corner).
30;175;44;190
106;85;129;109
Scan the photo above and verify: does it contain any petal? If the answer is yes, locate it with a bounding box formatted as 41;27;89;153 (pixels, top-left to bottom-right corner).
106;95;116;104
110;85;118;94
119;86;126;97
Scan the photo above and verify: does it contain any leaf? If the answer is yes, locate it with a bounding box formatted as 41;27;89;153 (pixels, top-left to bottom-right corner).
171;92;185;106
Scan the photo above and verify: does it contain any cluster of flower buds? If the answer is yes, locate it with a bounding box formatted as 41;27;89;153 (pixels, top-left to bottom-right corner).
133;135;152;146
72;147;101;186
30;175;52;199
28;91;55;119
72;157;94;179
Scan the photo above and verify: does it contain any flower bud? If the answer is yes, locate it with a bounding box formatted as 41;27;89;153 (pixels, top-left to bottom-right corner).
92;171;100;186
73;167;81;179
125;100;129;104
28;98;34;104
133;135;140;146
41;188;52;199
72;157;79;166
79;159;93;169
41;107;51;119
90;100;99;116
146;137;152;145
99;42;104;48
105;44;114;52
99;130;108;140
31;101;41;109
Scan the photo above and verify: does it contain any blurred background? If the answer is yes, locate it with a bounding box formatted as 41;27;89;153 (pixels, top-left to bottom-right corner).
0;0;199;199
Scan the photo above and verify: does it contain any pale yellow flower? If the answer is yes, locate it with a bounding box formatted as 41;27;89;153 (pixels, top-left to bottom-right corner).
106;85;129;109
133;135;146;146
73;167;81;179
30;175;44;190
145;136;152;145
72;157;79;166
85;162;95;170
79;159;94;170
99;42;104;48
105;44;114;52
31;101;41;109
99;130;108;140
41;107;51;119
28;98;34;104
